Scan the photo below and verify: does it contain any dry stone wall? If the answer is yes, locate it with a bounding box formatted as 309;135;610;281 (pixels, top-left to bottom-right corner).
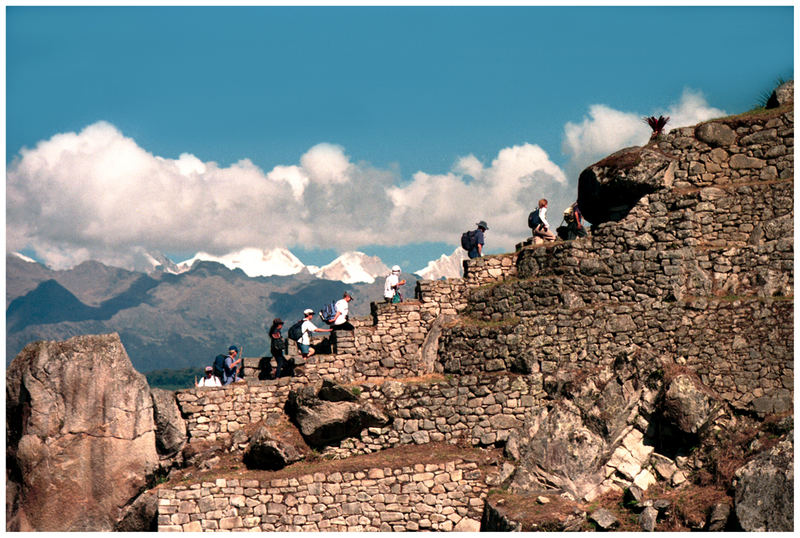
157;459;486;532
177;371;542;448
442;108;793;415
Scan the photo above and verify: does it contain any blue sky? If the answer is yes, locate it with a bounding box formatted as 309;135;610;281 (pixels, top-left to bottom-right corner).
6;5;794;272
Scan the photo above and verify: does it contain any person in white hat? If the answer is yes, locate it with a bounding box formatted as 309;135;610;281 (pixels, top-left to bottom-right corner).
196;366;222;387
299;308;332;359
384;265;407;303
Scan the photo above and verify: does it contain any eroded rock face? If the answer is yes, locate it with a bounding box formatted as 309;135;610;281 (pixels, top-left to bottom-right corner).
151;388;187;459
286;380;391;448
509;350;665;501
577;146;676;225
244;416;307;470
6;333;159;531
733;436;794;532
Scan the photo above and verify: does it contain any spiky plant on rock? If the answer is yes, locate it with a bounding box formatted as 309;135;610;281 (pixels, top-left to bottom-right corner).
644;115;670;140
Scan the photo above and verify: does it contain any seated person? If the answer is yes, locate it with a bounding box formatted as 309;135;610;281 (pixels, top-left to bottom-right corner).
196;365;222;387
223;345;243;385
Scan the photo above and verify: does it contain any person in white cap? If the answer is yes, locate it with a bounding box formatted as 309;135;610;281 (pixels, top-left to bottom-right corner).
299;308;332;359
196;366;222;387
384;265;407;303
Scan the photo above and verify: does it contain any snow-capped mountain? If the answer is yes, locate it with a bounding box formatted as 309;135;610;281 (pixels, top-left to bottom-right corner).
144;251;183;274
177;247;306;277
414;247;467;280
311;252;390;284
11;252;37;264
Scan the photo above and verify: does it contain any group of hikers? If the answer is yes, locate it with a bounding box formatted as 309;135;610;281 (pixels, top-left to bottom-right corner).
462;198;587;259
196;199;585;387
196;265;409;386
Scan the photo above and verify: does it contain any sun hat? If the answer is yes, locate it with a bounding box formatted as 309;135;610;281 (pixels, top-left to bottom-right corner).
303;308;315;316
476;220;489;230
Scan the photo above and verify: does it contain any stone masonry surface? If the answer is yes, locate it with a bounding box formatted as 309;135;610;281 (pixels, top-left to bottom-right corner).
157;459;486;532
440;108;793;414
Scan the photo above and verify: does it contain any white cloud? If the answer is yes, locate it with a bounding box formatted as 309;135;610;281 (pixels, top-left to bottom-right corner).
388;143;569;248
7;90;727;270
562;88;726;180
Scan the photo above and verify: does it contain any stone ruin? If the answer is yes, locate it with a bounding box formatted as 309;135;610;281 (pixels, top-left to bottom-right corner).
6;85;793;532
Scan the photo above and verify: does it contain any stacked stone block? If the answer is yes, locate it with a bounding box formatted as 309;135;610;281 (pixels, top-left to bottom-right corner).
157;459;486;532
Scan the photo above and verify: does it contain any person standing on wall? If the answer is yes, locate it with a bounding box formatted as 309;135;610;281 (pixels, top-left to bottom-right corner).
469;221;488;259
268;318;289;378
384;266;407;303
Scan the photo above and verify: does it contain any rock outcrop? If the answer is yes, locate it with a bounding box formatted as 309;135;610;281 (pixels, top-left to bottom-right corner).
243;415;307;470
6;333;159;531
151;387;187;461
733;436;794;531
285;380;391;447
508;349;663;501
577;146;676;224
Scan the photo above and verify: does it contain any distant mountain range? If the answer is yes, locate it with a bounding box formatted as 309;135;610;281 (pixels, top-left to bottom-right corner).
111;246;460;283
6;247;467;373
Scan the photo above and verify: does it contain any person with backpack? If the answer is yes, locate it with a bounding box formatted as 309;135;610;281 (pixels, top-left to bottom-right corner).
268;318;289;379
461;220;489;258
384;266;407;303
528;199;557;241
291;308;332;359
222;345;243;385
322;292;355;330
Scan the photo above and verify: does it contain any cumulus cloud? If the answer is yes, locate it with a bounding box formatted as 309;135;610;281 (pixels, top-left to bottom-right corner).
7;90;726;270
562;88;726;180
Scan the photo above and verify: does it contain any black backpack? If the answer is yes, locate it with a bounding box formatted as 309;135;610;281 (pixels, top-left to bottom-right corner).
528;209;542;229
460;230;477;251
287;320;304;341
213;354;227;379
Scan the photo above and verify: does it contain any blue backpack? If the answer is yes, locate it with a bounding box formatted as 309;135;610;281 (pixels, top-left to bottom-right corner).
528;209;542;229
321;301;338;323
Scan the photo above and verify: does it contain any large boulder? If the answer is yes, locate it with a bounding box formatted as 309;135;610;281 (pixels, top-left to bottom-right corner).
243;414;307;470
660;373;721;435
6;333;159;531
733;436;793;532
150;388;187;460
577;146;676;225
285;380;390;447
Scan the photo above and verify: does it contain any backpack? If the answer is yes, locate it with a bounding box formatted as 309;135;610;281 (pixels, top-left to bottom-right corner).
287;320;304;341
320;301;338;323
460;230;477;251
528;209;542;229
213;354;227;379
